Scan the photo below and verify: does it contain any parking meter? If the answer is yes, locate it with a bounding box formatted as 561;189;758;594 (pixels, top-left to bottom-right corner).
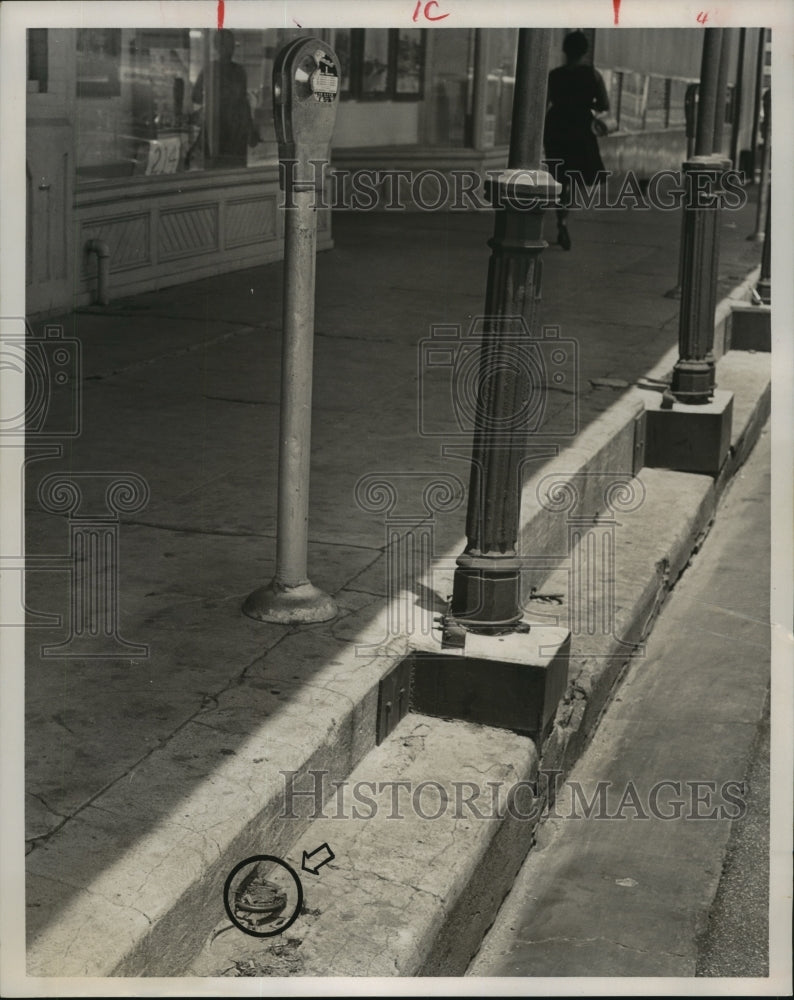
243;37;340;626
273;37;340;191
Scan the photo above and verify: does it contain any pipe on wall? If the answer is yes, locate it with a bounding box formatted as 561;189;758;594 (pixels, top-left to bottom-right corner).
85;238;110;306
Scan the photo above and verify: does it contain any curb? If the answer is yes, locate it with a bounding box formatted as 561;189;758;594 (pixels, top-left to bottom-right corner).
26;280;770;977
186;353;770;979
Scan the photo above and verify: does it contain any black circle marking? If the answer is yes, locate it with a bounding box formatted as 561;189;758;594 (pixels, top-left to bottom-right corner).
223;855;303;938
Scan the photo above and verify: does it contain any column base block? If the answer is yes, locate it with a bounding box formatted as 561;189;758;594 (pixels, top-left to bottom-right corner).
644;389;733;476
727;303;771;352
409;624;570;743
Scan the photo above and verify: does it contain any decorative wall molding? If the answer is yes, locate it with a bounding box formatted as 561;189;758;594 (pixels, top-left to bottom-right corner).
225;196;277;249
158;203;219;261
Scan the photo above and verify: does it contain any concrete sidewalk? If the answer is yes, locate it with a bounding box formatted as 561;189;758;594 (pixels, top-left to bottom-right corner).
20;190;769;977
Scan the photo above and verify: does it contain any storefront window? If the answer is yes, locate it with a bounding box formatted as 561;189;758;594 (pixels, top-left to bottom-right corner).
328;29;426;101
484;30;517;147
74;27;310;183
424;29;475;146
76;28;122;97
361;30;390;97
395;30;424;96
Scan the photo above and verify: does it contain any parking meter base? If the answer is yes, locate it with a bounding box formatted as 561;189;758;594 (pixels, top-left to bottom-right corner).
243;579;338;624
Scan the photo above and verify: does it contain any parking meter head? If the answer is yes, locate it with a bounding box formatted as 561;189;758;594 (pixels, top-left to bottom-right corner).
273;37;340;192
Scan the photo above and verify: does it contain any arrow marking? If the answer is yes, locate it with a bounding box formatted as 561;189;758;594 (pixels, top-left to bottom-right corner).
301;842;335;875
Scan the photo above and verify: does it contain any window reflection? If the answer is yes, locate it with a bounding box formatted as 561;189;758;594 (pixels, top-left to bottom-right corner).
362;30;389;96
395;30;424;96
191;29;256;169
425;30;475;146
75;27;280;182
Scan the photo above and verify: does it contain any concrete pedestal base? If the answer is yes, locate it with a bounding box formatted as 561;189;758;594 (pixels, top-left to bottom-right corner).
643;389;733;476
410;624;570;742
242;580;337;624
726;303;771;352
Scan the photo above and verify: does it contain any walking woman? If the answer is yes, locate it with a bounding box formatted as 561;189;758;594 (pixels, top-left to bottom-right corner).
544;31;610;250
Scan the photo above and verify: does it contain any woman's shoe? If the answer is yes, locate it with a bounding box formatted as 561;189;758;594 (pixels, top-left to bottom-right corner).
557;224;572;251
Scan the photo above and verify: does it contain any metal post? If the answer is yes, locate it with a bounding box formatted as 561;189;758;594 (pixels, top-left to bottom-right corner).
695;29;723;156
749;28;767;180
748;88;771;241
274;189;323;588
685;83;699;160
508;30;550;167
665;83;699;300
668;29;729;406
668;155;729;405
244;38;341;624
756;184;771;304
446;29;560;635
712;29;732;154
729;28;746;169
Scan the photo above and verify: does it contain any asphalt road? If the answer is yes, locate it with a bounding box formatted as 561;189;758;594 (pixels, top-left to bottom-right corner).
696;694;770;977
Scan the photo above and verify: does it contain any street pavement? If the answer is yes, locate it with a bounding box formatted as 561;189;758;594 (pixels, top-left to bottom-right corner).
14;186;775;981
468;422;773;979
696;694;770;977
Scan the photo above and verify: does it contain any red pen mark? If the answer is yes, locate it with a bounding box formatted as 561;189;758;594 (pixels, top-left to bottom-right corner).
696;10;709;23
613;0;621;24
217;0;225;30
413;0;450;22
424;0;450;19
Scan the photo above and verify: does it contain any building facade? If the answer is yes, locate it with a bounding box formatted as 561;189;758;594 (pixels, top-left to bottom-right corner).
26;26;764;318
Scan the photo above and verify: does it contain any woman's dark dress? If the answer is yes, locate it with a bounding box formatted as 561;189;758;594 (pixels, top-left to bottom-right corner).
544;64;607;186
192;60;251;168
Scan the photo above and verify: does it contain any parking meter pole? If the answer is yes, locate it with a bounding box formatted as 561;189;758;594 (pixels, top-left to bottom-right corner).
244;38;340;625
274;188;320;587
447;29;560;636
